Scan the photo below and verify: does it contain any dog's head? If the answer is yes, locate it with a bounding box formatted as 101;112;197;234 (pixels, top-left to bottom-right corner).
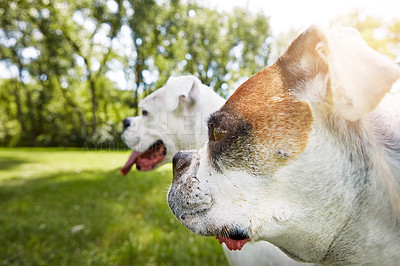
121;75;224;174
168;26;400;263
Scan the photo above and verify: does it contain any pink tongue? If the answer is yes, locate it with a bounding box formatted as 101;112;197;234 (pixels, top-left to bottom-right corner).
216;236;249;251
121;151;141;176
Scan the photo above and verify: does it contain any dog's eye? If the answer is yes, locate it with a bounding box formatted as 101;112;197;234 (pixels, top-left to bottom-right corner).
142;110;149;116
213;127;227;142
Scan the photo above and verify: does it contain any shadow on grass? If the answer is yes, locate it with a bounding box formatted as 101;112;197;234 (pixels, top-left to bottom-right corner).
0;157;31;171
0;167;227;265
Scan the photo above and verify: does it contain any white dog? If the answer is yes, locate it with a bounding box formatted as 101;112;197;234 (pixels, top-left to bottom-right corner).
121;75;307;265
168;26;400;265
121;75;225;174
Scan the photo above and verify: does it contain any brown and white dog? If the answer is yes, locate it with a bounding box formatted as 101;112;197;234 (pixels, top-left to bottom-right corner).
121;75;306;265
168;26;400;264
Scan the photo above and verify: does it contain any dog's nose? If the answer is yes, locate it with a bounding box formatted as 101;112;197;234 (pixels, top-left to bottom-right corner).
172;151;193;180
122;118;130;130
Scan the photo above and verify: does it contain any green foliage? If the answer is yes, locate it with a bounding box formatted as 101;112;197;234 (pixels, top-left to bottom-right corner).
0;148;228;265
0;0;133;147
0;0;272;147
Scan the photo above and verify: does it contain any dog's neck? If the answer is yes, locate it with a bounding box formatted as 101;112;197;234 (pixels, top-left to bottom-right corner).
266;103;400;264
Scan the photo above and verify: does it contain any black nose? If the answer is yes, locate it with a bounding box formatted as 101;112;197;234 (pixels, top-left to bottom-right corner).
172;151;193;180
123;118;130;130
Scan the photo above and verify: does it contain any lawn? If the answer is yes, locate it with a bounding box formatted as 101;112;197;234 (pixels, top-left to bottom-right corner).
0;148;228;265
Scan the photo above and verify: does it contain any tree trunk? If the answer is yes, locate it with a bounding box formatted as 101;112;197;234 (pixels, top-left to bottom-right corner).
134;63;143;116
13;82;25;133
57;80;88;136
89;77;97;134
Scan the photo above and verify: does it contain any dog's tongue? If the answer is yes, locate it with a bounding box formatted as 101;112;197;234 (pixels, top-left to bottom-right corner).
121;151;141;176
216;236;249;251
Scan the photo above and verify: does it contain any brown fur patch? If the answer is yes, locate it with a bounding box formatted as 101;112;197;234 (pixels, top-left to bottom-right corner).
224;64;313;164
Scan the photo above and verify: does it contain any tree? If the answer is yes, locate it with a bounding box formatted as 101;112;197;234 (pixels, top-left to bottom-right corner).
117;1;272;103
0;0;130;146
176;6;272;97
0;0;273;147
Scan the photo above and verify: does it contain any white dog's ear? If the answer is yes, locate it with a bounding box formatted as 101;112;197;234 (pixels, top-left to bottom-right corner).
164;75;199;111
279;25;400;121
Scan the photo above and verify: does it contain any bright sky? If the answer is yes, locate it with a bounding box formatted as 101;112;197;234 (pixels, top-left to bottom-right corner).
208;0;400;35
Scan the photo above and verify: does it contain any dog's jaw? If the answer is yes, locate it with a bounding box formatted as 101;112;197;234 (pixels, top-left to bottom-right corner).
168;148;294;252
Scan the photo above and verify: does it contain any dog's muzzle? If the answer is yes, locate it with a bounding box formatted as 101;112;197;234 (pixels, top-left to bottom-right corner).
169;151;251;250
168;151;213;222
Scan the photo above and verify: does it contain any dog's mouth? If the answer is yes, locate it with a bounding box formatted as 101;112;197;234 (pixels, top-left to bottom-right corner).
215;229;250;251
121;140;167;175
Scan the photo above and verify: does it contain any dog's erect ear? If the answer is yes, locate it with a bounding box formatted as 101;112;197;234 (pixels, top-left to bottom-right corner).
164;75;199;111
279;25;400;121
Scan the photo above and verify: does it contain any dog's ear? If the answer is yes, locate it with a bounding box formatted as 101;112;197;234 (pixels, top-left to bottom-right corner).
164;75;199;111
278;25;400;121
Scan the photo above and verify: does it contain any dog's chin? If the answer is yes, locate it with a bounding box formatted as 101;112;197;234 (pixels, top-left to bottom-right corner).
178;214;251;251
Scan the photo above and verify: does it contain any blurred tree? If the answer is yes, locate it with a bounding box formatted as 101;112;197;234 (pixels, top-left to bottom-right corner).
115;0;272;107
177;6;271;97
0;0;272;147
120;0;164;115
139;3;272;98
0;0;129;146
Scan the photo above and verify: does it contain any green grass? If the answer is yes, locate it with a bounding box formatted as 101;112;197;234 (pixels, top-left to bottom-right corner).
0;148;228;265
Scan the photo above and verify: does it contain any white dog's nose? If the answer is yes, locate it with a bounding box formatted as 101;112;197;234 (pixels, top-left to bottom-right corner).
122;118;130;130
